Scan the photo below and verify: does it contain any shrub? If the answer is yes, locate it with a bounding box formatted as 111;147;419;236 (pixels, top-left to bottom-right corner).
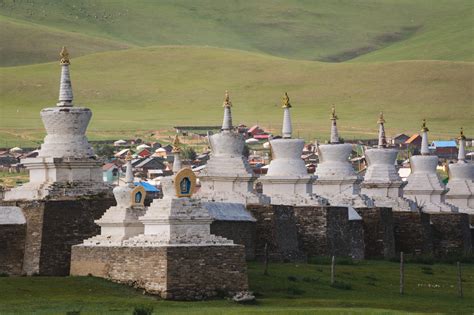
302;276;320;283
133;305;153;315
330;281;352;290
0;273;9;277
421;266;434;275
286;286;305;295
287;275;298;282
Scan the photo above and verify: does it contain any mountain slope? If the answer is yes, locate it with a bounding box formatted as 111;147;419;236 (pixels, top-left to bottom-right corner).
0;46;471;145
0;16;131;66
1;0;472;65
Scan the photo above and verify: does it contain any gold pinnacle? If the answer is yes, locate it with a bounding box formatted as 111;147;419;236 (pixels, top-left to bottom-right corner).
125;150;133;161
59;46;70;65
223;90;232;108
282;92;292;108
330;106;338;120
421;119;429;132
172;134;181;153
458;127;466;140
377;112;385;124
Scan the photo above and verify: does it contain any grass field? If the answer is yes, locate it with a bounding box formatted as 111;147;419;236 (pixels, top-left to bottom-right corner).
0;46;472;146
0;0;472;146
1;0;472;66
0;260;472;314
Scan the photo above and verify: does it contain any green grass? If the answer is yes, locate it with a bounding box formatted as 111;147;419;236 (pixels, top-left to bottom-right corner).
0;261;472;314
0;46;472;146
0;0;472;66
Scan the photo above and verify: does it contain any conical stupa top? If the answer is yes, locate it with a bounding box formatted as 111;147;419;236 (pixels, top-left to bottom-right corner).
420;119;430;155
125;151;134;186
330;106;339;144
172;134;182;173
457;127;466;162
377;112;387;148
281;92;292;138
57;46;73;107
222;91;233;130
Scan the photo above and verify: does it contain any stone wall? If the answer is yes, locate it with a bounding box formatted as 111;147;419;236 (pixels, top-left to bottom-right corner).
430;213;472;257
247;205;365;261
247;204;306;262
392;211;433;256
1;197;115;275
294;206;365;260
210;221;256;260
355;208;395;259
71;245;248;300
0;224;26;275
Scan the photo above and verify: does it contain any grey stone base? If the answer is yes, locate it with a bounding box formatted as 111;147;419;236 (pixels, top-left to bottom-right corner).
70;245;248;300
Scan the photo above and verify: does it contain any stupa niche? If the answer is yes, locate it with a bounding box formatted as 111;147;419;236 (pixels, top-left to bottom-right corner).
313;107;373;208
360;113;416;211
259;93;326;206
445;128;474;213
403;120;458;212
197;91;266;204
5;47;110;201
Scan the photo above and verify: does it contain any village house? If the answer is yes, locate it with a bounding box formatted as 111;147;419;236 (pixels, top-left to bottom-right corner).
431;140;458;160
405;133;422;154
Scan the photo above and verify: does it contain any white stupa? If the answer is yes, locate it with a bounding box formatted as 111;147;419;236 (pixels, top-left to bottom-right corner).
446;128;474;213
259;93;326;206
5;47;109;200
403;120;457;212
83;152;146;246
361;113;416;211
197;91;266;204
313;107;373;208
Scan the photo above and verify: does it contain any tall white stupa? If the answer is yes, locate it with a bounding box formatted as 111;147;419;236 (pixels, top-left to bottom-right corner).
259;93;326;206
361;113;416;211
403;120;457;212
5;47;109;200
446;128;474;213
313;107;373;207
197;91;265;204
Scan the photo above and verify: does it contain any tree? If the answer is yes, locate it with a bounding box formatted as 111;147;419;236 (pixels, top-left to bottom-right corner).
181;147;197;161
94;144;115;159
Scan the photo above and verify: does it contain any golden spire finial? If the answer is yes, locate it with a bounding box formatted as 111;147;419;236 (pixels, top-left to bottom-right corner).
377;112;385;124
172;134;181;153
282;92;292;108
330;106;338;120
421;119;429;132
60;46;70;65
223;90;232;108
125;150;133;161
458;127;466;140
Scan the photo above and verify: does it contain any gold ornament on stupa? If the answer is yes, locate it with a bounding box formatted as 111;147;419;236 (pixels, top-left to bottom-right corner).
223;90;232;108
377;112;385;124
330;106;338;121
172;134;181;153
59;46;70;65
421;119;429;132
282;92;292;108
458;127;466;140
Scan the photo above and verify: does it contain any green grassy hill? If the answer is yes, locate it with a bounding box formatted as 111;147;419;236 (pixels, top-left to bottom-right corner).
0;0;472;66
0;46;471;146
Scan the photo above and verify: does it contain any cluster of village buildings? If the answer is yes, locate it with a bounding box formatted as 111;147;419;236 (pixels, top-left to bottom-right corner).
0;48;473;300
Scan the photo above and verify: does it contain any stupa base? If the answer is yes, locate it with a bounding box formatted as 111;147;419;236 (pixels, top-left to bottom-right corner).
70;244;248;300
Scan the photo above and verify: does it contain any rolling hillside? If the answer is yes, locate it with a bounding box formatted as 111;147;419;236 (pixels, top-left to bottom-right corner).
0;0;472;66
0;46;472;146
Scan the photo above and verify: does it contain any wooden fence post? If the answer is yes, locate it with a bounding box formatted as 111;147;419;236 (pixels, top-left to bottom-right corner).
263;242;269;276
457;261;463;298
400;252;404;295
331;255;335;285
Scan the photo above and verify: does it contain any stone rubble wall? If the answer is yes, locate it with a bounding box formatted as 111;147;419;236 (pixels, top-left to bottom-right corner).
210;221;256;260
71;245;248;300
430;213;472;257
392;212;433;256
247;204;306;262
0;224;26;275
0;197;115;275
355;207;395;259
